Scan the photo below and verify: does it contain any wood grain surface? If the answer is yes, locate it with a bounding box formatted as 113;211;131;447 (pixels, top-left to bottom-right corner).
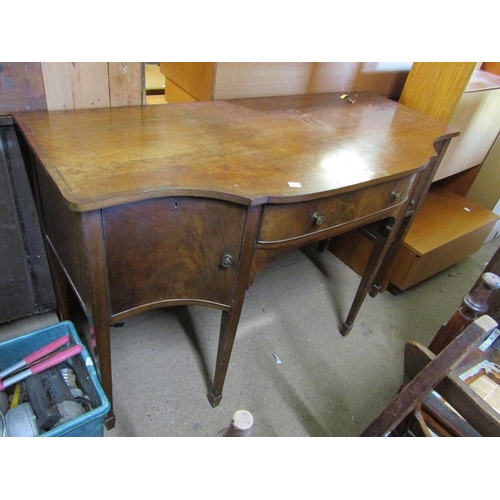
14;91;457;211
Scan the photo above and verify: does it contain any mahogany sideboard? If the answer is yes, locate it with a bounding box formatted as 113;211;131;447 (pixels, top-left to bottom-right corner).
13;92;458;429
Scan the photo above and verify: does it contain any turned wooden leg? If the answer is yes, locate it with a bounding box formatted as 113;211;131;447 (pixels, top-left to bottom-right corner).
428;272;500;354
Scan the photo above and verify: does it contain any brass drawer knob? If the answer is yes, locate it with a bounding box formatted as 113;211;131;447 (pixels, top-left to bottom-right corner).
390;190;401;201
311;212;325;226
221;254;234;268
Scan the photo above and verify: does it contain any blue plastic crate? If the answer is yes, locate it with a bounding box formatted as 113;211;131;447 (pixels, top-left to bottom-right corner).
0;321;110;437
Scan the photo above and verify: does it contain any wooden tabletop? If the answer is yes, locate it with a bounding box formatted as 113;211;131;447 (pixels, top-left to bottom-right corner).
14;91;458;211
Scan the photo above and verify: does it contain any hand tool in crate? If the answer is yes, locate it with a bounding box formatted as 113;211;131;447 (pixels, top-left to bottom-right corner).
0;335;87;436
0;336;81;390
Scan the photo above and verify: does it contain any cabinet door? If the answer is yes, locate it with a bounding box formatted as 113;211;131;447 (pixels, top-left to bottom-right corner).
103;197;246;316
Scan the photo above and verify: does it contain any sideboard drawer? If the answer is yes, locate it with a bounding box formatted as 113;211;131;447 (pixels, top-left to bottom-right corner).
258;176;414;244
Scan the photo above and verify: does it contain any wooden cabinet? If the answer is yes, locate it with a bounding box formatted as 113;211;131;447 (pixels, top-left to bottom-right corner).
15;92;455;424
331;62;500;292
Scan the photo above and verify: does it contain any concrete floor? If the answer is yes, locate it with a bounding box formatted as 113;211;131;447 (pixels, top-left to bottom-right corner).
2;238;499;437
107;237;500;437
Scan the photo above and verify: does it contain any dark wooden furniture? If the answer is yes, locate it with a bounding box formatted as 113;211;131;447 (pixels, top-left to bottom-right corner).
0;116;55;324
13;92;457;429
361;315;500;437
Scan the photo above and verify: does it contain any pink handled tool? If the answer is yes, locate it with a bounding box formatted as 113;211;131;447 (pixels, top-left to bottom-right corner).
0;344;82;391
0;335;70;379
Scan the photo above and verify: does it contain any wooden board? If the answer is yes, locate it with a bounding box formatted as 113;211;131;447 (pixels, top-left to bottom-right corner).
108;62;143;107
163;78;198;103
41;62;110;111
159;63;215;101
0;62;47;114
399;62;476;123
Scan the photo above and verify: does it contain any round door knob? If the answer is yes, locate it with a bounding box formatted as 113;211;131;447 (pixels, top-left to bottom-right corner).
221;254;234;268
311;212;325;226
390;190;401;201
